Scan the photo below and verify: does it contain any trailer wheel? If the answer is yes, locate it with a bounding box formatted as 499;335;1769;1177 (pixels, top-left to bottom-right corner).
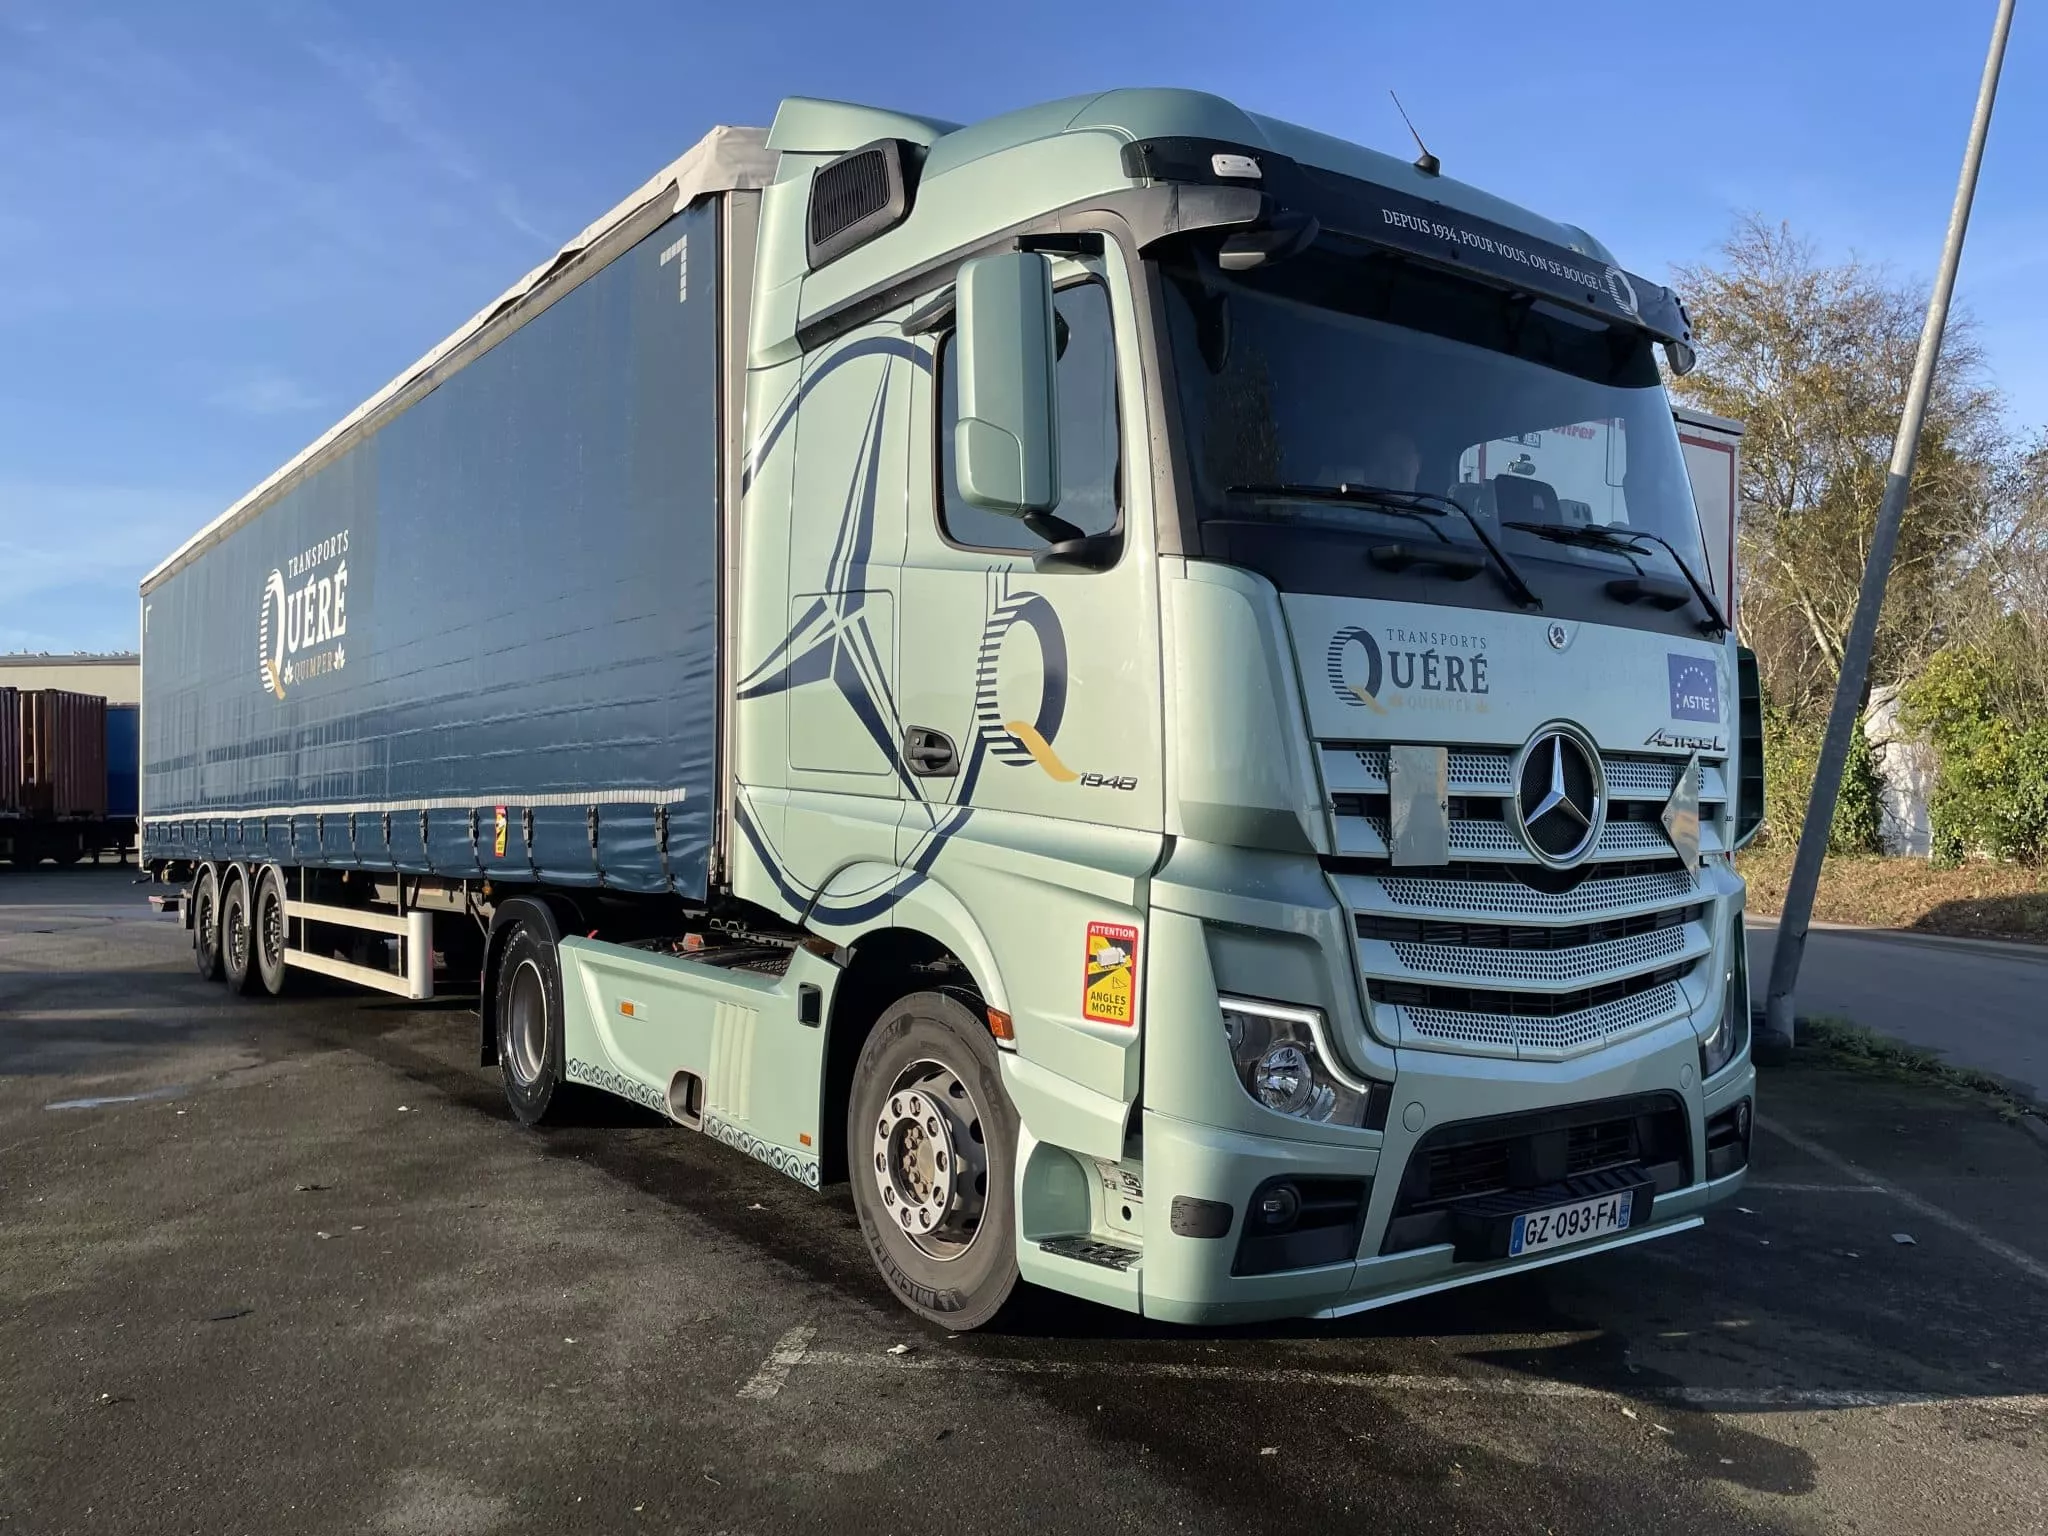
192;868;224;981
847;991;1021;1330
493;919;580;1125
253;867;293;997
221;875;259;995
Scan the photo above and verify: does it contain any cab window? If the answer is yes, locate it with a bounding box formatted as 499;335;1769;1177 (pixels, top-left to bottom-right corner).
937;279;1120;551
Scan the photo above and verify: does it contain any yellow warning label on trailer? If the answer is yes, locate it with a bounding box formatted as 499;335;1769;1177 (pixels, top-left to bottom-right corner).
1083;921;1139;1026
493;806;508;858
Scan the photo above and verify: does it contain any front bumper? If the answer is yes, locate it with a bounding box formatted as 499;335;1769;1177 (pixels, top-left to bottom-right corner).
1137;1031;1754;1326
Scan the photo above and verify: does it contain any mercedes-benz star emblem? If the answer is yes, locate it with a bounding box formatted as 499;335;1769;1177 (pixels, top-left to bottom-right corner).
1511;727;1606;867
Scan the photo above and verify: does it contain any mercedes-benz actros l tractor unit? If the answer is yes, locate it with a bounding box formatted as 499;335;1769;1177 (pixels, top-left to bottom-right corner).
142;90;1763;1328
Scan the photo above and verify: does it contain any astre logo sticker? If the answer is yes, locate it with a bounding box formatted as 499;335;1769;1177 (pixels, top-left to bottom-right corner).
1083;922;1139;1026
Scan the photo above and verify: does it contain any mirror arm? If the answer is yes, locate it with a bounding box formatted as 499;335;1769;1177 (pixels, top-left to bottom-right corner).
1031;531;1122;575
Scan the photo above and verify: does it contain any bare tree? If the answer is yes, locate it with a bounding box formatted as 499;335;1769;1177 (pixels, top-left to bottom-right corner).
1672;218;2004;716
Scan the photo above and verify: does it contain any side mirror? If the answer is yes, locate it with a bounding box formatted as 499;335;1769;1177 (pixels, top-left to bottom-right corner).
953;252;1058;514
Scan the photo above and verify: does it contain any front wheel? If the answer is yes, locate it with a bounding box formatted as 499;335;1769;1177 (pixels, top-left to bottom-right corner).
847;991;1020;1330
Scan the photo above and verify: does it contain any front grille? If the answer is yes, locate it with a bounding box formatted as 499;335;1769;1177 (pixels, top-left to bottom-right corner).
1419;1119;1640;1208
1323;735;1722;1060
1382;1092;1692;1254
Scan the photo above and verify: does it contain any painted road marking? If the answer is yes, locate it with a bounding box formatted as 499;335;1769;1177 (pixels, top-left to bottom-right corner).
1758;1115;2048;1288
748;1343;2043;1414
735;1324;816;1401
1746;1181;1889;1195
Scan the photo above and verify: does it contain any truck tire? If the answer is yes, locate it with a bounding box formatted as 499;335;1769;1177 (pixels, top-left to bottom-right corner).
848;991;1021;1330
252;867;293;997
493;918;582;1125
192;868;224;981
221;874;259;995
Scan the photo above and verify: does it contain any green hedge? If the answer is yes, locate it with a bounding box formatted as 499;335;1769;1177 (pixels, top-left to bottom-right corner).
1903;648;2048;865
1759;706;1886;855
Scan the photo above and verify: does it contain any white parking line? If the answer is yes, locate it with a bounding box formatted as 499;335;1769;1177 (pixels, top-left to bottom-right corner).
1746;1181;1889;1194
1758;1115;2048;1288
739;1340;2043;1414
735;1324;817;1401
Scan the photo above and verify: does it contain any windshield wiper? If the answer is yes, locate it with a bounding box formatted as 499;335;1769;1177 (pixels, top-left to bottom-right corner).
1503;521;1727;634
1228;483;1542;609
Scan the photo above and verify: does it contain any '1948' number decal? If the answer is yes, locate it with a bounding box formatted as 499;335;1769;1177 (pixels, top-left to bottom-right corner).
1078;773;1138;791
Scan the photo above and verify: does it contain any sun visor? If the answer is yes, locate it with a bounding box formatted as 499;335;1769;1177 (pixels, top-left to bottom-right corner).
1120;137;1690;346
1312;174;1693;345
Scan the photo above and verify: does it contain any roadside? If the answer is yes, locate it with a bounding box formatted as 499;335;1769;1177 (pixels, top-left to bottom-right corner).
1745;919;2048;1109
1737;847;2048;946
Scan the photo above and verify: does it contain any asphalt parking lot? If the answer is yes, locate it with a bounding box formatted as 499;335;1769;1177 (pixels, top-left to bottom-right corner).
3;868;2046;1535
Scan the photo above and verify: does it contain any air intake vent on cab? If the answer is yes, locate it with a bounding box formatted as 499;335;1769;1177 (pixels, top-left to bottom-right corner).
807;139;916;269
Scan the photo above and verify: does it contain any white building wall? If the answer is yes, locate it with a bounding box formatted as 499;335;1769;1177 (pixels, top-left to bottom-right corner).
0;655;141;705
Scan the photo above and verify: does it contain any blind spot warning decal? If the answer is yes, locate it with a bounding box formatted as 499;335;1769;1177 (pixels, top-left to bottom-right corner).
493;806;508;858
1083;922;1140;1026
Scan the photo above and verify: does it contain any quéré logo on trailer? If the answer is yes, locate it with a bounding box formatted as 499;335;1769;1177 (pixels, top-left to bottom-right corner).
258;529;350;700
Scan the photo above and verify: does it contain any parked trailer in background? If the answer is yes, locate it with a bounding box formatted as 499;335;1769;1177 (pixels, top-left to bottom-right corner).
144;94;1762;1328
1674;407;1744;631
0;690;136;866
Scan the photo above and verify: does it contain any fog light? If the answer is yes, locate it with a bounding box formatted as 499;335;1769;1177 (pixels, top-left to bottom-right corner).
1253;1181;1301;1231
1221;997;1381;1128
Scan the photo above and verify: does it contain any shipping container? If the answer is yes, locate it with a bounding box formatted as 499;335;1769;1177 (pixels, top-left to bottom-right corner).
22;690;108;820
0;686;18;816
106;703;139;821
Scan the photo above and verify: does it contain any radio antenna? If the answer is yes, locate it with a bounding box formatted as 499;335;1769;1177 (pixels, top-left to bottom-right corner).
1389;90;1440;177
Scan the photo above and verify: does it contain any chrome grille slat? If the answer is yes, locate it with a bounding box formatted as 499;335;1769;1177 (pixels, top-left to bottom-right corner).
1343;868;1700;921
1382;922;1698;988
1339;814;1723;862
1321;744;1725;803
1396;982;1686;1058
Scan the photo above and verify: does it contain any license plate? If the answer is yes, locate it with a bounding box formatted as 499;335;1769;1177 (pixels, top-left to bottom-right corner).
1509;1190;1634;1257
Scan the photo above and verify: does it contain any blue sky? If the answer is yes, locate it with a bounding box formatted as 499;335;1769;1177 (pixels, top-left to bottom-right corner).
1;0;2041;652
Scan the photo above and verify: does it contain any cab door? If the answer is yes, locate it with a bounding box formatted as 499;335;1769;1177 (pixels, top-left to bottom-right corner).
895;251;1164;1128
735;322;913;911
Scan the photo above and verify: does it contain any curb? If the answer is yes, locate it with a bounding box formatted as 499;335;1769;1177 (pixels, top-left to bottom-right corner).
1744;917;2048;961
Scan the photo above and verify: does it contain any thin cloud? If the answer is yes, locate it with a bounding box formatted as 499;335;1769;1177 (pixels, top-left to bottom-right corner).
304;37;546;242
207;373;325;416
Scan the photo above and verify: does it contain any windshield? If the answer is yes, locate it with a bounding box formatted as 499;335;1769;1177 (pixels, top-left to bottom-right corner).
1160;235;1713;628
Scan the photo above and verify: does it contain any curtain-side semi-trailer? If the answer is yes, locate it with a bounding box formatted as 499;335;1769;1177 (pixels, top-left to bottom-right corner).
142;92;1763;1328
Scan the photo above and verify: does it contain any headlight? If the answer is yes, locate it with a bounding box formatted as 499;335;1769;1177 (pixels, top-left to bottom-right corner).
1221;997;1381;1127
1700;925;1751;1079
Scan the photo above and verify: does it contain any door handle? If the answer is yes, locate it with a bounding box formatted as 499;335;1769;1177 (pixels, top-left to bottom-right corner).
903;726;958;777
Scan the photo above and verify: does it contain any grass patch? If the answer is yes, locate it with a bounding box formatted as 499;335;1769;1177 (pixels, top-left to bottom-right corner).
1795;1014;2040;1122
1737;847;2048;944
